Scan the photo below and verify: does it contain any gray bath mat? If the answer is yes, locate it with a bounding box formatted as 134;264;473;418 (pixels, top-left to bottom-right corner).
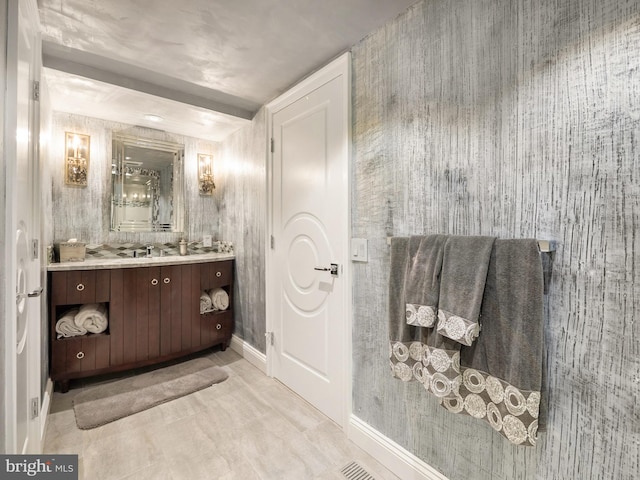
72;357;228;429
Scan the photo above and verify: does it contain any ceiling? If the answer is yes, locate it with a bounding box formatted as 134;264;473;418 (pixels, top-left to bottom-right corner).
37;0;418;142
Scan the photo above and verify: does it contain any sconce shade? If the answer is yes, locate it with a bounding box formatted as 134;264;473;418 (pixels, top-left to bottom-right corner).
198;153;215;196
65;132;90;187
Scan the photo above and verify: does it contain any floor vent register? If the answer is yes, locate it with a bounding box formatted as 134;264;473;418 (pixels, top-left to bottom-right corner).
341;461;376;480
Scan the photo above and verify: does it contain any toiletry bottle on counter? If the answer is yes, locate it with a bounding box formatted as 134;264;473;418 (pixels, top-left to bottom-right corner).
179;239;188;256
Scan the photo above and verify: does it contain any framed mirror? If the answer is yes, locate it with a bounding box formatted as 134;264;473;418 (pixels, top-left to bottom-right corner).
111;133;185;232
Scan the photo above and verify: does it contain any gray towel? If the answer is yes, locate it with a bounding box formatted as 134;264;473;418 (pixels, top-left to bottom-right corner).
388;237;414;346
388;236;462;398
389;237;426;382
404;235;448;327
440;239;545;447
437;235;496;345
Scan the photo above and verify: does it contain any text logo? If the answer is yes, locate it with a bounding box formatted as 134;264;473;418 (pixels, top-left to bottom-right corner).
1;455;78;479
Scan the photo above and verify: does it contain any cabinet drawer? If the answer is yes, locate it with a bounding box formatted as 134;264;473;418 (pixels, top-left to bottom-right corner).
200;311;233;346
51;335;110;377
201;261;233;290
52;270;110;305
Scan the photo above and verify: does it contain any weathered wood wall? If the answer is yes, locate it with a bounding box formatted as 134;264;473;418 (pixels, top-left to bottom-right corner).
351;0;639;479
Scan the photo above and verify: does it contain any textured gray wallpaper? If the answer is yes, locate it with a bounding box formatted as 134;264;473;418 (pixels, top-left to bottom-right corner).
217;108;267;352
351;1;639;479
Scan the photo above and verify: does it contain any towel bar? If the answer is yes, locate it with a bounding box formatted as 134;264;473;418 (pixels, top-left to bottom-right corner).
385;235;555;294
385;236;556;253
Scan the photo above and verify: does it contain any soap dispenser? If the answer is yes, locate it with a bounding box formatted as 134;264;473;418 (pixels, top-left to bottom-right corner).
179;239;188;256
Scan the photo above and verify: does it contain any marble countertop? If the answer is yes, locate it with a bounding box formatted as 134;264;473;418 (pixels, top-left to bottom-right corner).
47;252;235;271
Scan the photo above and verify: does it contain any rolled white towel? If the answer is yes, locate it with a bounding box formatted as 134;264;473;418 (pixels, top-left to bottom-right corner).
210;288;229;311
200;291;213;313
74;303;108;334
56;308;86;338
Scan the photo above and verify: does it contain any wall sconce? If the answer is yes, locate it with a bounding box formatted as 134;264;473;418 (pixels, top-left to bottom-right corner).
198;153;215;196
65;132;90;187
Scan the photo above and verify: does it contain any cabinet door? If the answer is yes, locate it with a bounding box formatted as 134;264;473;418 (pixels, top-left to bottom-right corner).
109;269;125;366
111;267;164;366
159;264;199;356
180;264;199;352
160;265;177;356
147;266;161;360
121;268;139;365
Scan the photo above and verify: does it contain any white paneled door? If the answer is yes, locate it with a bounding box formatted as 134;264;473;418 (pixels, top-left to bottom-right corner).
5;0;42;453
268;54;350;427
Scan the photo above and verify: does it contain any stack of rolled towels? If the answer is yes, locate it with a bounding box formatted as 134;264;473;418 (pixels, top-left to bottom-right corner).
200;288;229;313
55;303;108;339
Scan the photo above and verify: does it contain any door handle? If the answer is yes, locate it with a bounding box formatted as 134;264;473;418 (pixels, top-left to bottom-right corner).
314;264;339;277
28;287;43;298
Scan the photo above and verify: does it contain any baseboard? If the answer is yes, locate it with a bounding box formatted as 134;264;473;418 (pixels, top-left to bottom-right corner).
348;415;449;480
230;334;267;374
39;378;54;449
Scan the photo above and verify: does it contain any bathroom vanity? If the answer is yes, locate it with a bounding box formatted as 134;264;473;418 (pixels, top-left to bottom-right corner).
47;254;234;392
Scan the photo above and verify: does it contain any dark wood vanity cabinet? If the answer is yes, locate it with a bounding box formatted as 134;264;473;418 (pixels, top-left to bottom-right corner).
49;260;234;392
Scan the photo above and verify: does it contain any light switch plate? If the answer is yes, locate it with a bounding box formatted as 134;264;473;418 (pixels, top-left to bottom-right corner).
203;235;212;247
351;238;368;262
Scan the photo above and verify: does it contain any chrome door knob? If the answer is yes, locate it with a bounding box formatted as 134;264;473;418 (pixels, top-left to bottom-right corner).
313;263;339;277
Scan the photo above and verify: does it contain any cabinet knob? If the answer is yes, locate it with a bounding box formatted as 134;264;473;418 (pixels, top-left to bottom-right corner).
76;351;85;359
76;283;85;291
216;323;222;330
151;279;159;286
163;278;171;284
216;271;222;278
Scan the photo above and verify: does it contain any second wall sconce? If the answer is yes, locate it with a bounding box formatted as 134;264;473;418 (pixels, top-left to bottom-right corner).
65;131;90;187
198;153;215;196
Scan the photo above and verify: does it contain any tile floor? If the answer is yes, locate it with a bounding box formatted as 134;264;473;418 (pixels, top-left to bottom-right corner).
44;348;400;480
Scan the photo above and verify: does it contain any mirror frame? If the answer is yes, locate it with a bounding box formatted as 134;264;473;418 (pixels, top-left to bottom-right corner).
110;133;185;233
